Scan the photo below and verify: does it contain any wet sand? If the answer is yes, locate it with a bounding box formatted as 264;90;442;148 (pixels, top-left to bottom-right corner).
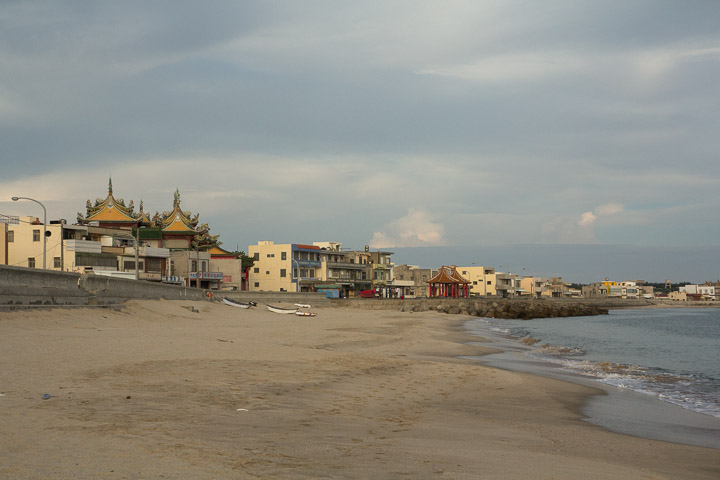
1;300;718;479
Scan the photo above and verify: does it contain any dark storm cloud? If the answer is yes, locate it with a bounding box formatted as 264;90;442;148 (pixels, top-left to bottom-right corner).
1;1;719;253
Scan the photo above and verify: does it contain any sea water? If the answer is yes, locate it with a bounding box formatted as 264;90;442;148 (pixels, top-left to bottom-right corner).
467;308;720;419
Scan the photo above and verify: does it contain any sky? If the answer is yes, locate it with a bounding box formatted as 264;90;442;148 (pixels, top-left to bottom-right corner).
1;1;719;281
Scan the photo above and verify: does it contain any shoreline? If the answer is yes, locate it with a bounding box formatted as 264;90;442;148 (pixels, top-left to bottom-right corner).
1;300;718;479
459;314;720;449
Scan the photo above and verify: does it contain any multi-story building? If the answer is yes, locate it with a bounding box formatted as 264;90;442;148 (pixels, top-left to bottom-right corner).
457;266;496;296
680;284;716;300
1;216;170;280
368;250;394;295
519;276;548;298
208;246;248;291
3;216;75;271
583;279;655;299
248;241;323;292
495;272;518;298
314;242;370;298
247;241;394;296
392;265;437;297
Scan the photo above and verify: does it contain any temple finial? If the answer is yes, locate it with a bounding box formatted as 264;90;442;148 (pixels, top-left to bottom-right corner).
108;176;113;194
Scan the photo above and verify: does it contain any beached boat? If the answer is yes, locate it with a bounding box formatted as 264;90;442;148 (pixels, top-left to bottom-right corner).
294;311;317;317
267;305;298;314
223;298;257;308
294;303;311;308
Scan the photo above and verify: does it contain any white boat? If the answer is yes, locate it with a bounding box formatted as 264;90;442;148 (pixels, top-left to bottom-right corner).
295;311;317;317
223;298;256;309
294;303;311;308
267;305;298;314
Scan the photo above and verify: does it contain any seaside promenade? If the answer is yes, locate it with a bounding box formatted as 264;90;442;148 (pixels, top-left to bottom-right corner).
1;299;718;479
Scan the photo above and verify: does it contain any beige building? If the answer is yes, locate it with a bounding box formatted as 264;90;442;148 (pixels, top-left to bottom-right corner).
1;216;172;281
3;216;68;270
392;264;437;297
247;241;389;296
519;276;548;297
248;241;322;293
457;266;496;296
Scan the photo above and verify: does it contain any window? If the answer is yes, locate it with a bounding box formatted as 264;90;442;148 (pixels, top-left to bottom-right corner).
309;269;315;278
54;257;61;268
191;260;197;272
473;281;477;285
147;257;163;272
33;229;40;242
265;271;270;275
7;231;13;242
280;269;286;278
487;281;492;285
254;282;259;288
253;267;259;273
28;257;35;268
253;252;259;260
281;252;287;260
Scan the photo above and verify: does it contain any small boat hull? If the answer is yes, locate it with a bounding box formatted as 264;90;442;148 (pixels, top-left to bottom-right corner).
267;305;298;314
295;311;317;317
223;298;255;308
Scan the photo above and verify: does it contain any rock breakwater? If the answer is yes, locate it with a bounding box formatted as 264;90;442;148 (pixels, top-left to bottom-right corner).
432;299;608;319
345;298;609;319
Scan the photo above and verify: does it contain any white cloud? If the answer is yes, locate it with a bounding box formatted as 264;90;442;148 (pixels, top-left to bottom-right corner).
578;211;597;227
596;203;624;216
370;209;446;248
417;52;584;83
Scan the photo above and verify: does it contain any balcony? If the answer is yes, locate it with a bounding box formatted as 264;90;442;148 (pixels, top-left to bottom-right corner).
189;272;224;280
123;246;171;258
65;239;102;254
325;261;366;270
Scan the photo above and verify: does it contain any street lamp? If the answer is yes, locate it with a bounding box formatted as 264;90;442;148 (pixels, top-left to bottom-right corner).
12;196;46;270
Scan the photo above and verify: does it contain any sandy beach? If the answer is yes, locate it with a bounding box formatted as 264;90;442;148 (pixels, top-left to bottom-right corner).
1;300;718;479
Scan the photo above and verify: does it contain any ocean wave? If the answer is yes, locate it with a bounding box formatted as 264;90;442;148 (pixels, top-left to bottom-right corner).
549;358;720;418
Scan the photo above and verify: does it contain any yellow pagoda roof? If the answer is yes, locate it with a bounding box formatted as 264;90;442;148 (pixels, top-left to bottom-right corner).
155;189;202;234
77;178;142;224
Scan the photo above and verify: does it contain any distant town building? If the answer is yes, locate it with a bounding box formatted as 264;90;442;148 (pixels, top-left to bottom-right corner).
247;241;391;297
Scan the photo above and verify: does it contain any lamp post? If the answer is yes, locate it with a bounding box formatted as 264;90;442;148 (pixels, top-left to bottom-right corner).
12;196;46;270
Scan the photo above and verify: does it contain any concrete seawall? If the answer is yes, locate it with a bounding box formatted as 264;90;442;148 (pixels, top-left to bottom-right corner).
0;265;328;309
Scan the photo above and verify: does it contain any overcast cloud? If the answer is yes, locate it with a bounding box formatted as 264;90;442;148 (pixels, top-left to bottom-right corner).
1;1;718;278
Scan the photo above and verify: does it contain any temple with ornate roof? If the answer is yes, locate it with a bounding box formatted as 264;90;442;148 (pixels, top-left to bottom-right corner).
77;179;219;251
76;179;231;289
427;265;470;298
77;178;148;229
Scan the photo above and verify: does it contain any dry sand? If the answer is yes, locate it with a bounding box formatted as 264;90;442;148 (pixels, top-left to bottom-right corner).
0;300;718;479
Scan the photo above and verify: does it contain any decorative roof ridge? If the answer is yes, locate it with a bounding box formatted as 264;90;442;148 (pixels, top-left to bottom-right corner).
427;265;470;284
77;177;141;223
